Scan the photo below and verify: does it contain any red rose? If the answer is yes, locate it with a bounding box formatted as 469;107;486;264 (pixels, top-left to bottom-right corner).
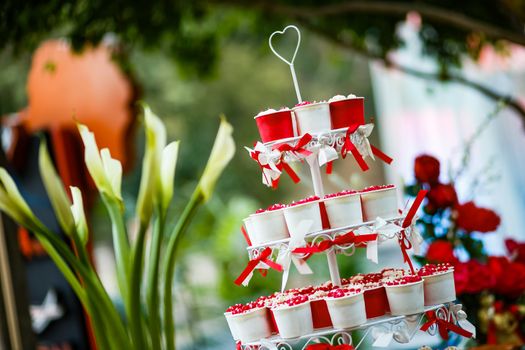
456;201;501;233
425;240;458;264
453;262;469;295
426;184;457;210
506;239;525;264
463;260;495;294
488;256;525;298
414;155;440;184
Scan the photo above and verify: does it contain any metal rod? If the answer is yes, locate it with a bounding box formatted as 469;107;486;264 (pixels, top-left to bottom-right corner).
290;64;302;103
308;157;341;286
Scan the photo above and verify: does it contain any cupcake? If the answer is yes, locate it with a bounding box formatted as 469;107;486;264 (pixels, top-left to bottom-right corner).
323;190;363;228
284;196;323;236
384;275;424;316
244;203;290;246
293;101;332;135
271;294;313;338
359;185;398;221
325;287;366;328
328;94;365;129
225;302;272;342
418;263;456;305
255;108;296;143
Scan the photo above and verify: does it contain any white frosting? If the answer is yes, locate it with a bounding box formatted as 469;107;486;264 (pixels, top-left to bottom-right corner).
329;95;346;102
256;108;277;117
347;94;357;99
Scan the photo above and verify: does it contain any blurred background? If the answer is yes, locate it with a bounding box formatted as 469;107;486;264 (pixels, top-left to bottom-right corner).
0;1;524;349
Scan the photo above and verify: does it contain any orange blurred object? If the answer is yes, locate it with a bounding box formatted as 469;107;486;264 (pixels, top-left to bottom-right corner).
20;39;135;169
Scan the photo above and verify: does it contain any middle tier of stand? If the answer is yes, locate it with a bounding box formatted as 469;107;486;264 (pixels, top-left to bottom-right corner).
247;215;406;257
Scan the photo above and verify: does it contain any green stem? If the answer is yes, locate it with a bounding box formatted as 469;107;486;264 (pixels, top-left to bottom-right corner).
162;189;204;350
101;194;131;306
32;223;132;349
129;223;148;349
146;210;164;350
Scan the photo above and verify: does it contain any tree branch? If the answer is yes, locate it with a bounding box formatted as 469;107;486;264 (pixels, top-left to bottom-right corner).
226;0;525;47
297;18;525;129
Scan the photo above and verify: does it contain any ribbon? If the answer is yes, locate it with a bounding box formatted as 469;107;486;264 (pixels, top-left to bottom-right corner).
293;231;378;255
399;189;428;274
340;125;369;171
246;143;282;188
277;220;314;291
318;143;339;167
240;225;252;246
274;133;313;158
325;161;333;174
234;247;283;286
420;310;474;340
355;218;399;263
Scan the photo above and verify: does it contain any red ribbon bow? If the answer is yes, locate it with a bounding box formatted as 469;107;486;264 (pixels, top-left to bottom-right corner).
274;133;313;157
234;247;283;286
293;231;378;255
399;189;428;274
420;310;473;340
340;125;369;171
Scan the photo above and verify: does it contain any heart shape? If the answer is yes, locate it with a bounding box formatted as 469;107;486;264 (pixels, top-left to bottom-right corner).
269;25;301;66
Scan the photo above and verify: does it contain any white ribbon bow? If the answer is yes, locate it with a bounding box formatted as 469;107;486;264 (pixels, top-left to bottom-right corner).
245;142;282;187
355;217;403;264
350;123;375;159
276;220;313;292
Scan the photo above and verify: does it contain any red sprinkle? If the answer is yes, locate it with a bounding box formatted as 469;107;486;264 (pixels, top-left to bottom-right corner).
274;294;309;308
327;287;362;298
385;275;422;286
295;101;312;107
418;263;454;277
289;196;320;206
359;184;395;193
255;203;287;214
325;190;358;199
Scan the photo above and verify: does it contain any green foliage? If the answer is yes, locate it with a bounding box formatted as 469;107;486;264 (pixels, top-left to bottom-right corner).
1;0;523;79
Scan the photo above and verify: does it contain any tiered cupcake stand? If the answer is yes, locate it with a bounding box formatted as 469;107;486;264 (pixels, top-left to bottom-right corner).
226;25;475;350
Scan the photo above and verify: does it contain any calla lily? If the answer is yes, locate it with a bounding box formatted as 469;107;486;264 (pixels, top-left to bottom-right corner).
198;116;235;202
78;124;123;202
38;140;75;236
0;168;38;224
70;186;88;245
136;104;167;224
159;141;179;212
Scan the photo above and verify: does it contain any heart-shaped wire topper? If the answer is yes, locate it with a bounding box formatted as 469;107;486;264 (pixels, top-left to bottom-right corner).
268;25;301;66
268;25;303;103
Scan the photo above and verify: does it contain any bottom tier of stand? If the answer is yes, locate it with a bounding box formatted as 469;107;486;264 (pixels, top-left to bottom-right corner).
241;304;466;350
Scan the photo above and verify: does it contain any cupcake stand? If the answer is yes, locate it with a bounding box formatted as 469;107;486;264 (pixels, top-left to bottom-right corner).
227;25;475;350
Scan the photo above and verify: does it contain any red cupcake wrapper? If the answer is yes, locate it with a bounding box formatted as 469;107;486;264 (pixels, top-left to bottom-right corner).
255;110;295;143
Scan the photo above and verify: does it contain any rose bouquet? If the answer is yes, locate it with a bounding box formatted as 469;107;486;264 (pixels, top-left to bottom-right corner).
406;154;525;346
0;105;235;350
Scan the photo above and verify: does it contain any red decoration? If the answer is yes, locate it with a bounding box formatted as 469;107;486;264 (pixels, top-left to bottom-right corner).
399;189;428;274
305;344;354;350
292;231;378;255
506;239;525;264
420;310;473;340
414;155;440;185
329;97;364;129
255;109;295;143
340;125;369;171
425;241;458;264
234;248;283;286
426;184;458;210
456;201;501;233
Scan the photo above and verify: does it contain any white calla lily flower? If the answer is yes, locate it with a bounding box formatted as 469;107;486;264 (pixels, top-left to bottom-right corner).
78;124;123;202
160;141;179;212
198;116;235;202
136;104;169;223
38;140;75;236
70;186;88;245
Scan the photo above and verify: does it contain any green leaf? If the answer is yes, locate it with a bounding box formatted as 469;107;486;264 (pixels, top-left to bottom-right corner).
38;140;75;236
